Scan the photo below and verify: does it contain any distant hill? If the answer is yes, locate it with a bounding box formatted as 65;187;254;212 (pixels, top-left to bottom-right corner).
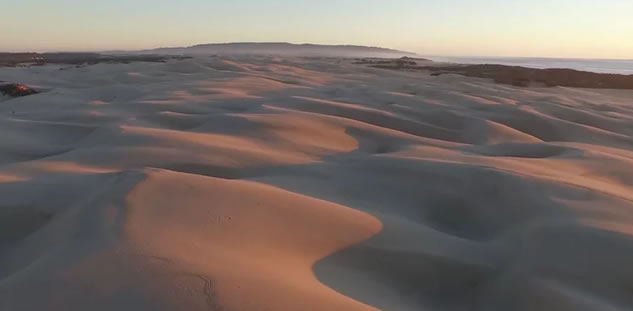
138;42;417;58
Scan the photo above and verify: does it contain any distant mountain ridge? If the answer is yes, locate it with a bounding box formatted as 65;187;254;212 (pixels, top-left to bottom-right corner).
138;42;417;58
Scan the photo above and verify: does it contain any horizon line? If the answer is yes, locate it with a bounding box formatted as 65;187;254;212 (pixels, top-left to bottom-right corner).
2;41;632;61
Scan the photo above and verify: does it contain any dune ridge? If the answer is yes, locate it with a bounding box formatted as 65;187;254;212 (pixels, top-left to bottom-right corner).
1;56;633;310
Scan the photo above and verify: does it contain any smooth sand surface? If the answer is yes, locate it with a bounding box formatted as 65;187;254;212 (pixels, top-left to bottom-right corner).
1;56;633;311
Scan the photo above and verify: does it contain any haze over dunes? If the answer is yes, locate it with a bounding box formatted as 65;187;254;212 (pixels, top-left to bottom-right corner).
2;55;633;311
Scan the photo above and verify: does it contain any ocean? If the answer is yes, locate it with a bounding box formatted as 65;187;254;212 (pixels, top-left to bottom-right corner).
426;56;633;75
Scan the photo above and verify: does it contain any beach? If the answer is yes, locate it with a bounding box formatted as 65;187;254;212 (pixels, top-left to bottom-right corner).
2;55;633;310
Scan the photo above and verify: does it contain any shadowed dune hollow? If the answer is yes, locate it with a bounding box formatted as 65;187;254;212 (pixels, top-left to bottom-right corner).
1;56;633;311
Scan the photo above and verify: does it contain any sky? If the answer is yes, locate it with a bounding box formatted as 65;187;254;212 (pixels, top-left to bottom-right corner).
2;0;632;59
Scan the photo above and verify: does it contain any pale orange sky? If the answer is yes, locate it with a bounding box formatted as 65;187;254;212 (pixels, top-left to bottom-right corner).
2;0;632;59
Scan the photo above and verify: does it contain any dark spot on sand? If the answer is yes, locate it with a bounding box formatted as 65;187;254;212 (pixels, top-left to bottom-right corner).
0;84;39;97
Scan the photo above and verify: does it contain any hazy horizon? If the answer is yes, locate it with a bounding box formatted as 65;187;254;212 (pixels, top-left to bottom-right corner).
2;0;632;59
4;42;633;62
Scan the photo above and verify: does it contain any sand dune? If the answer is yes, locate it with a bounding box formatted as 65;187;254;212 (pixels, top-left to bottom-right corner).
1;56;633;310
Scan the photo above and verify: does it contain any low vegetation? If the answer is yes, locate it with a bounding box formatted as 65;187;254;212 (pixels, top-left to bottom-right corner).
0;53;189;67
422;64;633;89
359;59;633;89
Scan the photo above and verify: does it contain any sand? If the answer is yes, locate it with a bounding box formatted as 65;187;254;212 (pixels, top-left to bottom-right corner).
1;56;633;311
